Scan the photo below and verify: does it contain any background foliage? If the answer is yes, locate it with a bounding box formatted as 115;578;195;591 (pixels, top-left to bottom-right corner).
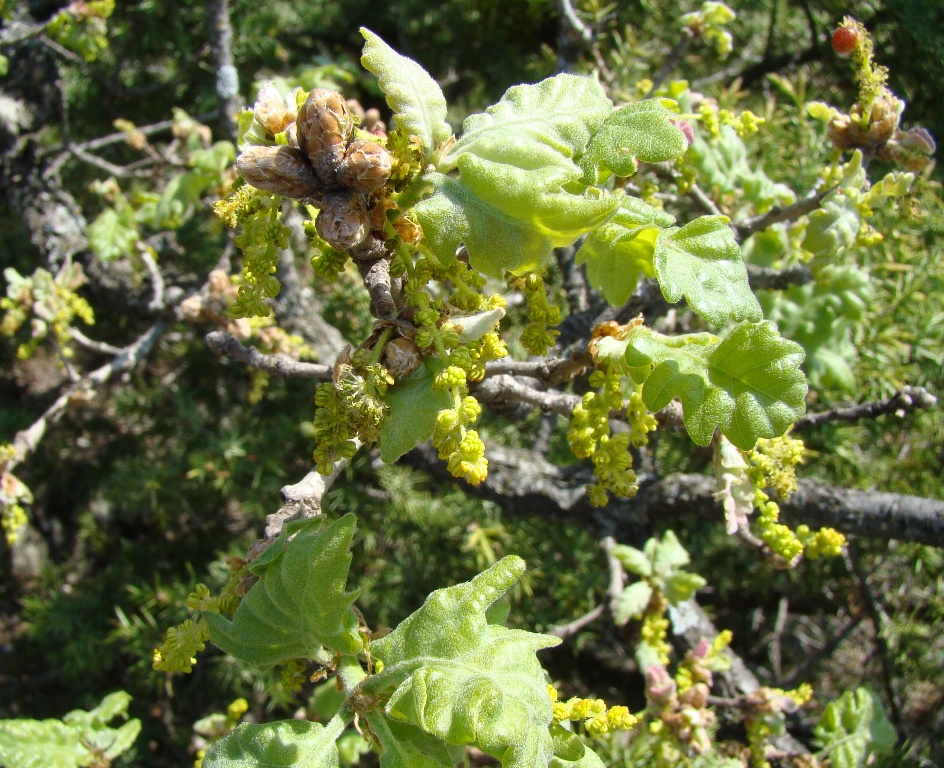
1;1;942;766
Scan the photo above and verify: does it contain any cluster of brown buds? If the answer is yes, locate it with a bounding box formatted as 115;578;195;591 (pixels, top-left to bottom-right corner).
828;92;936;172
236;85;395;260
645;664;715;756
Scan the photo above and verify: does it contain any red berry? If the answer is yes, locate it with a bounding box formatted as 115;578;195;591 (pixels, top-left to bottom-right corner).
831;25;858;56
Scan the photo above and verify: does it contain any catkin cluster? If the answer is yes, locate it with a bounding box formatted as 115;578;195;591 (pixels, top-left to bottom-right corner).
236;87;395;260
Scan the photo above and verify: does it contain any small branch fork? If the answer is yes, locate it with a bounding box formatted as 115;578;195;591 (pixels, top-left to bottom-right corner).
9;321;166;475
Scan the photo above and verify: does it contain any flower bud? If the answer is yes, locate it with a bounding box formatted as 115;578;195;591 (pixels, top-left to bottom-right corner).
253;82;295;136
383;336;423;379
235;145;322;199
296;88;354;184
315;191;368;251
338;139;395;193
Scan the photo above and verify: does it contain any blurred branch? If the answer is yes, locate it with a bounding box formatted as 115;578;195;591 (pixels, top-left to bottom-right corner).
10;321;166;474
792;386;937;430
734;186;835;241
747;264;814;291
484;349;592;386
205;330;332;379
206;0;240;143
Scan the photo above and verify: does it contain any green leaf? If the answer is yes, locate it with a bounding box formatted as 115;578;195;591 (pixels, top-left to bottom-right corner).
814;687;897;768
367;557;560;768
581;99;688;182
598;321;807;449
651;530;690;575
203;718;344;768
366;713;465;768
663;572;707;605
614;582;653;624
87;207;139;261
415;171;618;277
360;29;452;157
576;197;675;306
549;724;606;768
610;543;653;577
379;360;455;463
653;215;762;325
443;74;612;172
687;124;795;214
0;692;140;768
0;720;88;768
205;515;362;666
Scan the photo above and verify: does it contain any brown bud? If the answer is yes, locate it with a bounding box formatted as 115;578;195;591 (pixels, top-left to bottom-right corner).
338;139;394;193
866;96;900;146
253;82;295;136
296;88;354;184
383;337;423;378
236;145;322;199
315;191;369;251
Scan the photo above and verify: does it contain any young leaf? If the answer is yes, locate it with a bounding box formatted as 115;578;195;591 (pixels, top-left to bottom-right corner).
0;692;141;768
379;360;455;463
0;720;88;768
365;712;466;768
580;99;688;182
549;723;606;768
204;515;362;666
203;717;344;768
414;171;618;277
597;322;807;449
442;74;612;171
87;207;139;262
814;687;897;768
360;29;452;157
576;196;675;306
654;215;762;325
614;582;654;624
366;557;560;768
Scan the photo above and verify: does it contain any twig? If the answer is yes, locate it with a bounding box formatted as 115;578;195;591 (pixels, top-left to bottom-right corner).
138;245;166;310
549;605;606;639
205;331;332;379
357;257;397;321
484;350;592;386
69;328;125;356
780;614;864;689
734;186;835;241
792;386;937;431
747;264;814;291
10;321;166;473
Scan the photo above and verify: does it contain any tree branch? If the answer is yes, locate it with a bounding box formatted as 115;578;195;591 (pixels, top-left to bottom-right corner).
10;321;166;473
792;386;937;431
205;330;333;379
734;186;835;241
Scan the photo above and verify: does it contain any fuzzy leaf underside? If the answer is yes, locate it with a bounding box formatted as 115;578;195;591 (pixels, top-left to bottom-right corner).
360;29;452;156
596;322;807;449
366;713;466;768
576;196;675;305
205;515;362;666
379;360;454;463
415;171;617;277
443;74;612;171
203;718;344;768
654;215;762;325
368;557;560;768
581;99;688;182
